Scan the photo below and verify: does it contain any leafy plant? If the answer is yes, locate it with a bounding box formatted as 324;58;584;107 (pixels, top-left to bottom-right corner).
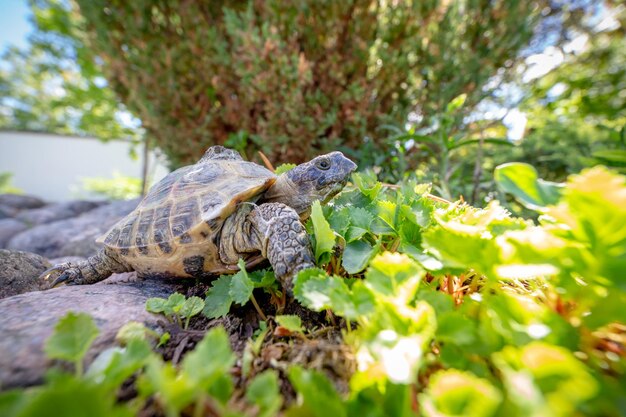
0;172;22;194
80;173;142;200
3;163;626;416
203;259;279;320
146;293;204;329
43;312;99;376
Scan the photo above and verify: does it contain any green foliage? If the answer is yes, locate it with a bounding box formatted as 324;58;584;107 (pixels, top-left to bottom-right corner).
0;0;140;142
6;164;626;416
245;370;282;417
43;312;99;376
75;0;544;167
274;163;296;175
275;315;304;335
0;172;22;194
80;173;142;200
203;260;278;319
494;163;564;210
146;293;204;329
420;370;502;417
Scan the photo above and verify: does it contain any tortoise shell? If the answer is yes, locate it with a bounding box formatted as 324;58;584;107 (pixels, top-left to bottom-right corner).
97;149;276;274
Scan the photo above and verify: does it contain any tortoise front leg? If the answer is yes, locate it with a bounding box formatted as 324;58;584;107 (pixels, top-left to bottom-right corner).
246;203;315;293
40;248;131;287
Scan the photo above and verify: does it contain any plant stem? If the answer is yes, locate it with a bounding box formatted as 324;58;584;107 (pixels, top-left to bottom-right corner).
184;316;191;330
346;319;352;333
250;293;268;321
75;359;83;377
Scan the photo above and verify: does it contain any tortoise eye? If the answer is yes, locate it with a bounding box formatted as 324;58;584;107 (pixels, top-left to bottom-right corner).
316;159;331;170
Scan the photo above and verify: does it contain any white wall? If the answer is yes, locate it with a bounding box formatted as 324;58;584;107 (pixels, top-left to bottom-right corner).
0;131;170;202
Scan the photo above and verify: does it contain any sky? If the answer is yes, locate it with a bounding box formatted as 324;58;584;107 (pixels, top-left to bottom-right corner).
0;0;31;53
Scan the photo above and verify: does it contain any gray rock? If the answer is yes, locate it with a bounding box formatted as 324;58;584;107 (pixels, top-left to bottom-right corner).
16;200;104;226
48;256;87;265
0;219;28;248
0;206;17;220
0;194;46;210
0;249;51;299
8;198;139;258
0;278;176;388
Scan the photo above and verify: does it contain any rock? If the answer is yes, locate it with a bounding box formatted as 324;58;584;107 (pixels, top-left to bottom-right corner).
8;198;140;258
0;249;51;299
0;205;17;219
0;194;46;210
0;219;28;248
48;256;87;265
16;200;104;226
0;278;177;388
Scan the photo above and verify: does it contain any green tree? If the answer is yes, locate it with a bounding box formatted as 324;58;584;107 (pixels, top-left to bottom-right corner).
75;0;545;167
0;0;140;142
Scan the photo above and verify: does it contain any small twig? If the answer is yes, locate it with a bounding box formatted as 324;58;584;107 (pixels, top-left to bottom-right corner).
172;335;190;365
250;293;268;321
258;151;275;172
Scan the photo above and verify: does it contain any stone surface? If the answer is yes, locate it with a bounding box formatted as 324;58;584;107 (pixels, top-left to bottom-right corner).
16;200;104;226
0;219;28;248
7;198;139;258
0;194;46;210
0;249;51;299
0;205;17;219
0;278;177;388
48;256;87;265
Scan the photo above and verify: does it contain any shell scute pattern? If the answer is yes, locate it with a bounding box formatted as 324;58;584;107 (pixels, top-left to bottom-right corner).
99;158;276;256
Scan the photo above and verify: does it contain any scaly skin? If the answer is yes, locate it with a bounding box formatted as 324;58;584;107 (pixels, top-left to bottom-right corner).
247;202;315;293
40;248;131;286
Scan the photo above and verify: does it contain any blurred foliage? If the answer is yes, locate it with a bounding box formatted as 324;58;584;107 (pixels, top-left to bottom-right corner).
80;173;142;200
0;0;140;142
0;172;23;194
74;0;551;167
372;4;626;204
5;164;626;416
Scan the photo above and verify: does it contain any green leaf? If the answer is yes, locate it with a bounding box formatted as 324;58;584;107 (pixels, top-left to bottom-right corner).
310;200;336;263
449;137;514;151
446;93;467;113
249;269;277;288
86;339;152;390
164;293;186;315
145;297;167;314
275;163;296;175
44;312;99;365
352;172;382;200
204;275;234;318
115;322;151;344
286;366;346;417
342;239;377;274
230;259;255;305
275;315;304;333
179;296;204;319
420;370;502;417
246;370;282;417
436;312;477;346
494;162;564;210
182;327;235;390
12;373;133;417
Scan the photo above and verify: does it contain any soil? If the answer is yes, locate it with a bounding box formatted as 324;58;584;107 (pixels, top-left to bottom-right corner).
125;280;355;416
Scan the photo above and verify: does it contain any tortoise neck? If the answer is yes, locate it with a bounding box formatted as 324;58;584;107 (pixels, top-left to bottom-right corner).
263;174;311;218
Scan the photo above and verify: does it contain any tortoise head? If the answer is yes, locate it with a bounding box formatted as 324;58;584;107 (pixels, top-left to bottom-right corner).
265;152;357;217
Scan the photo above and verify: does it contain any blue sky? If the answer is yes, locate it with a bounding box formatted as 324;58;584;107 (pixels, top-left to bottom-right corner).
0;0;32;53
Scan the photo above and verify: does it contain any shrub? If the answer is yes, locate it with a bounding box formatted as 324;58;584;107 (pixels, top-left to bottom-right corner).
76;0;539;167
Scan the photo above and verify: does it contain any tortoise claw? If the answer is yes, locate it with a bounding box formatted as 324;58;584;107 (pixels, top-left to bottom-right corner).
39;263;78;288
51;271;71;287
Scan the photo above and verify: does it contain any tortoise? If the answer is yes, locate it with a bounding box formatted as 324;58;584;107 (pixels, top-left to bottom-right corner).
41;146;357;292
